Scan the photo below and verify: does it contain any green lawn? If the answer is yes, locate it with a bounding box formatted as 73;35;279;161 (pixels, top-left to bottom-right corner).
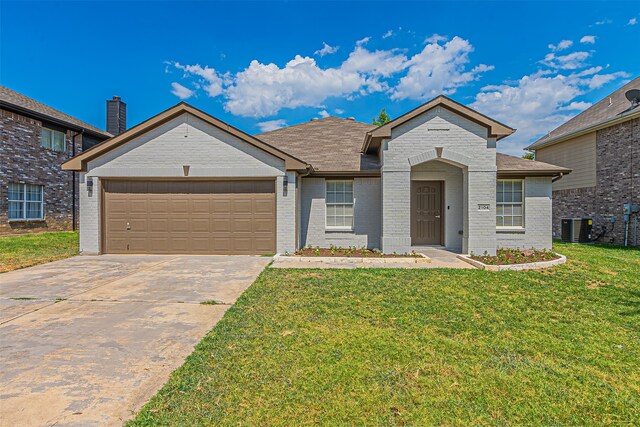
0;231;79;273
130;243;639;426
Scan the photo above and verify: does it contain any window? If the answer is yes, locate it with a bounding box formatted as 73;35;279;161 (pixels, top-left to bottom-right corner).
326;180;354;229
8;183;44;220
496;179;524;227
41;128;66;152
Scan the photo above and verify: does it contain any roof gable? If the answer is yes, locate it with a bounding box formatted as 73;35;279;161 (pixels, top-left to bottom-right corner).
363;95;515;153
62;103;309;172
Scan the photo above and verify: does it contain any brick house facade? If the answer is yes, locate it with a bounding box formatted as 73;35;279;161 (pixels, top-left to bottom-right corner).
530;78;640;247
0;87;112;236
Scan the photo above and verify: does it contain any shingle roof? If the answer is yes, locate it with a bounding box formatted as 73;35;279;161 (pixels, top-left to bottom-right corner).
496;153;571;175
0;85;111;138
257;116;569;176
528;76;640;149
257;116;379;172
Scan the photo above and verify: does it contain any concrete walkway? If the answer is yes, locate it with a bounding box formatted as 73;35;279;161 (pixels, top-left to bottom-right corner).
0;255;269;426
272;247;474;269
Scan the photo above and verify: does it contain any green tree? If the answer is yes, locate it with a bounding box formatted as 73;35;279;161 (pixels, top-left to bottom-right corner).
522;151;535;160
373;108;391;126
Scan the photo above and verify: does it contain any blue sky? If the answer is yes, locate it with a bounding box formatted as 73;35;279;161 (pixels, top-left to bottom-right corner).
1;1;638;155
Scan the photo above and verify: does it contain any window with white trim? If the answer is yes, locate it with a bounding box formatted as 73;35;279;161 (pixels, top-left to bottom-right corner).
8;183;44;220
41;128;66;152
496;179;524;227
326;180;354;230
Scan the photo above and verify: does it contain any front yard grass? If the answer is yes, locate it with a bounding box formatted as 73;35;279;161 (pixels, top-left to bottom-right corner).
0;231;79;273
130;243;640;426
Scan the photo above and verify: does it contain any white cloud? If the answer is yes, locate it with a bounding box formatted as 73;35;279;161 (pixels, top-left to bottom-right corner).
629;17;638;25
356;36;371;46
548;39;573;51
256;119;287;132
334;108;345;114
595;18;612;25
425;34;447;44
318;110;330;118
391;36;493;100
314;42;339;57
341;46;407;77
541;51;591;70
170;82;194;100
580;35;596;44
170;34;490;118
173;62;223;97
224;55;368;117
471;66;629;155
382;30;393;39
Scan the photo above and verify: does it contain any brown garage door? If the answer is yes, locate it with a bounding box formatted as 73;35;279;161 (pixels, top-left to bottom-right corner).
103;180;276;255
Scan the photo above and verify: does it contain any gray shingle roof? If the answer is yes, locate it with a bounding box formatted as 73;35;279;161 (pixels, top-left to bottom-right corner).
528;76;640;149
257;116;568;176
496;153;571;175
0;85;111;137
257;116;379;172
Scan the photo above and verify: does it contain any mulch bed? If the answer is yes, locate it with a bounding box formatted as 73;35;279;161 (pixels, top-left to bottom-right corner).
470;248;560;265
291;247;422;258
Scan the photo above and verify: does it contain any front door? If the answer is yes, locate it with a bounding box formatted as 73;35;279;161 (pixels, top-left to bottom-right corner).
411;181;443;245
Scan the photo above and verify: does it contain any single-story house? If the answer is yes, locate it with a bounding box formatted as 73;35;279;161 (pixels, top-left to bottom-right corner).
61;96;570;256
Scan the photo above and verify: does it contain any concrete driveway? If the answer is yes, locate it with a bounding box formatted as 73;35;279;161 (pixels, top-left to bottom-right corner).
0;255;270;426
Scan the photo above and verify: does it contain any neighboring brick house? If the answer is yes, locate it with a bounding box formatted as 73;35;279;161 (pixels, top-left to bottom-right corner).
528;77;640;246
0;86;117;235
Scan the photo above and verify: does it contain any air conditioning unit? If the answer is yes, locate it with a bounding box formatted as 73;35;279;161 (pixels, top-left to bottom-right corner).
561;218;593;243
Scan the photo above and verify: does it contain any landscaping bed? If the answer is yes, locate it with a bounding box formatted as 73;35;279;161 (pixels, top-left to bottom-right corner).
470;248;560;265
290;246;422;258
459;248;565;271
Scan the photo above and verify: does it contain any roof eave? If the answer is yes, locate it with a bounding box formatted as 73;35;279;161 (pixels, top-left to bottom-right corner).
309;170;381;178
527;109;640;151
497;169;571;177
0;100;111;139
361;96;515;153
62;103;310;172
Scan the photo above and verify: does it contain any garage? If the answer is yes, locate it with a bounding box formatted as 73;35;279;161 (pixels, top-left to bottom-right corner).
62;103;308;255
103;180;276;255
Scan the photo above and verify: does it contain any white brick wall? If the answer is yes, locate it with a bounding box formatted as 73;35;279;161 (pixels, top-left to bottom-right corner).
381;107;497;255
80;113;295;254
276;172;297;254
78;173;100;254
496;176;553;250
300;177;381;249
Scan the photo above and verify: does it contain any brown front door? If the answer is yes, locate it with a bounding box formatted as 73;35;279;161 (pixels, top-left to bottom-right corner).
103;180;276;255
411;181;443;245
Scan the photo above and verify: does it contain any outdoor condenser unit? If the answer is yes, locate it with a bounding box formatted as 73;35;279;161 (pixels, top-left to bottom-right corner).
561;218;593;243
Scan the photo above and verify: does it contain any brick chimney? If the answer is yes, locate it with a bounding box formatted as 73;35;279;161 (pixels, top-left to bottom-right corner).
106;96;126;136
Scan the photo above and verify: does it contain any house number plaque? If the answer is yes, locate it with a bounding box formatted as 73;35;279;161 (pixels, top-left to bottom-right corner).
478;204;490;211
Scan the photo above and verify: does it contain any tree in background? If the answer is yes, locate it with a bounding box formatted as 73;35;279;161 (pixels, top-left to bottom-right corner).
373;108;391;126
522;151;535;160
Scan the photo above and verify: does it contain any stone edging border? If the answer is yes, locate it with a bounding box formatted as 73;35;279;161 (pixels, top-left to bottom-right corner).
273;253;431;264
456;253;567;271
